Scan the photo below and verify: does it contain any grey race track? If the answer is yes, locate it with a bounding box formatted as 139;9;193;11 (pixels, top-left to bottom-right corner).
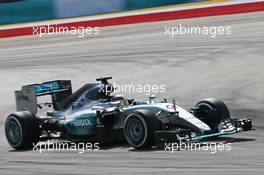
0;12;264;175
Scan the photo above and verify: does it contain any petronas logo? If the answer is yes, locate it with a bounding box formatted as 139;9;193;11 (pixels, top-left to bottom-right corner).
71;119;93;127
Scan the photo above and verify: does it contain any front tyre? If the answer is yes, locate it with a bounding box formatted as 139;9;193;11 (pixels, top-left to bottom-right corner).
194;98;230;131
123;110;160;149
5;111;40;150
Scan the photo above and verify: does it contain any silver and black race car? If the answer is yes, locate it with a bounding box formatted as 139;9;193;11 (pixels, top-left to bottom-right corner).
5;77;253;150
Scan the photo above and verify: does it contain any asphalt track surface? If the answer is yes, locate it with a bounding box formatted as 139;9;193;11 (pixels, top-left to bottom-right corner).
0;12;264;175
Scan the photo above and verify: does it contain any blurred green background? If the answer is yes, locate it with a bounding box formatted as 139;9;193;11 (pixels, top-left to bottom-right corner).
0;0;54;25
0;0;204;25
126;0;200;10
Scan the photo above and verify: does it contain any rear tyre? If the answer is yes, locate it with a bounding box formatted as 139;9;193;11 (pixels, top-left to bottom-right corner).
5;111;40;150
123;110;160;149
194;98;230;131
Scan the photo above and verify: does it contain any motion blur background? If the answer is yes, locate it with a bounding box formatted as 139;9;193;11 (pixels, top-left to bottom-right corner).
1;0;264;174
0;0;203;24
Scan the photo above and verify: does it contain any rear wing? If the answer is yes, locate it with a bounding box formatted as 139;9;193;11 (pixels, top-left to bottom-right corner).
15;80;72;115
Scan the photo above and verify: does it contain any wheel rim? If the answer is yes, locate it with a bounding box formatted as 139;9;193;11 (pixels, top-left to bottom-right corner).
124;116;146;145
196;103;218;129
5;117;22;145
197;103;216;118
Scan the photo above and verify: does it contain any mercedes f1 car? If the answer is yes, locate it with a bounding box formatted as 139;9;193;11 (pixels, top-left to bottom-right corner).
5;77;253;150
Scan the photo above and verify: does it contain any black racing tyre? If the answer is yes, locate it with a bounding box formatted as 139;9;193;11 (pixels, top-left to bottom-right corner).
5;111;40;150
123;110;160;149
194;98;230;131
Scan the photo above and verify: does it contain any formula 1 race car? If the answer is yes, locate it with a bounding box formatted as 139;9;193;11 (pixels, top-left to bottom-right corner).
5;77;253;150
